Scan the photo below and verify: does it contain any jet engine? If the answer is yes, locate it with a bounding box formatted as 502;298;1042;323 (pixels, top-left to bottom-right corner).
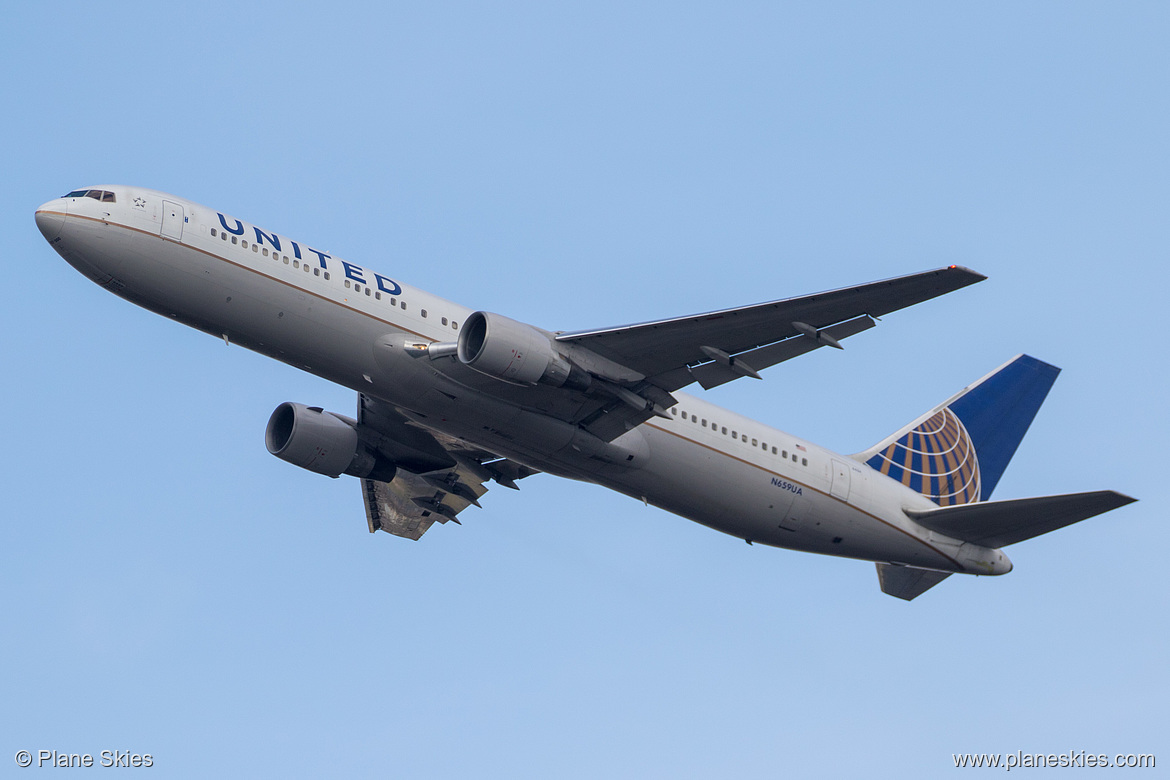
265;402;397;482
457;311;590;390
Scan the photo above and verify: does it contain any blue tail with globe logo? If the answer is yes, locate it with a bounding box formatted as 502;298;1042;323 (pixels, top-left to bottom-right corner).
855;355;1061;505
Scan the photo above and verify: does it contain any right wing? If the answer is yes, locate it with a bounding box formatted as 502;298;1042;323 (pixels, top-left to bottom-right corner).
362;453;537;541
357;395;538;540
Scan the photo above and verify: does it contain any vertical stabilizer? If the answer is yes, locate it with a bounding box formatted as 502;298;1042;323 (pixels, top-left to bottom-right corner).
855;355;1060;504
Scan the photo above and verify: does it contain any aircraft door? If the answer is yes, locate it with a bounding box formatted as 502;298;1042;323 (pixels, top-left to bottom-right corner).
161;200;184;240
830;459;851;501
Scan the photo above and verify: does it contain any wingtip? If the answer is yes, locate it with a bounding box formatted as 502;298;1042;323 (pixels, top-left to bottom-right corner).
945;264;988;283
1112;491;1139;507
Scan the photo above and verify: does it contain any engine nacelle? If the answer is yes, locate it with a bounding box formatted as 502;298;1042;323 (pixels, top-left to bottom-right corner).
457;311;590;390
265;402;397;482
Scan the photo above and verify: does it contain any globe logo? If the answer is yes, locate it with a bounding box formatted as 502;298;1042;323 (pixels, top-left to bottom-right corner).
867;407;981;505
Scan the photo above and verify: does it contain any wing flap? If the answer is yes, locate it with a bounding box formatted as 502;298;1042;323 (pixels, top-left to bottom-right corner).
689;315;876;390
356;394;539;539
362;459;487;540
363;476;438;540
905;490;1137;548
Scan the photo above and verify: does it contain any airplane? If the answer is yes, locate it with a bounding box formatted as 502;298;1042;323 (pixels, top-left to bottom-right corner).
34;185;1136;600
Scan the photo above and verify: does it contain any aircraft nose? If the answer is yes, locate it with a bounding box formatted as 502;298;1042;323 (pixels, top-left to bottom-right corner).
35;200;66;242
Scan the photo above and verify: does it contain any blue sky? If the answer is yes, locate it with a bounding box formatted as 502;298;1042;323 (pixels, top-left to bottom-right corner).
2;3;1165;777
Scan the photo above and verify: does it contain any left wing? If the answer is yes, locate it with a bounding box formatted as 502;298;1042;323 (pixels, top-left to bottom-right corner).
421;267;984;442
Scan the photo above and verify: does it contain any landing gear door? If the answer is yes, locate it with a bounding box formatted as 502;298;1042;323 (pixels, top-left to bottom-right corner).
162;200;184;241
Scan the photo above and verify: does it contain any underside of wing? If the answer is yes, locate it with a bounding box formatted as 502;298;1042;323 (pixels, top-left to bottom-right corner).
556;266;985;391
357;395;538;540
362;452;538;541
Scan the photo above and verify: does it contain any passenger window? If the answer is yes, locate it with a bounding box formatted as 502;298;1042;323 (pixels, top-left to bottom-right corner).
242;240;248;249
752;438;758;446
211;228;218;237
323;272;330;280
401;302;407;311
782;451;788;458
231;236;238;245
252;244;258;253
314;268;320;276
772;446;777;454
422;309;428;318
283;257;289;265
375;292;381;300
671;408;677;416
681;412;688;421
792;454;798;462
222;232;228;241
802;458;808;466
442;317;448;326
303;264;310;272
732;432;737;440
345;280;351;288
452;320;458;329
702;419;707;427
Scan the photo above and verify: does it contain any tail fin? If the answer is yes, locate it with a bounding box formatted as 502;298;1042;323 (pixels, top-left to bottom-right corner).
854;355;1060;505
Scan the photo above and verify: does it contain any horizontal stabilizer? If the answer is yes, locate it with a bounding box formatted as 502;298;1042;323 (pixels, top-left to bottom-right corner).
905;490;1137;548
876;563;952;601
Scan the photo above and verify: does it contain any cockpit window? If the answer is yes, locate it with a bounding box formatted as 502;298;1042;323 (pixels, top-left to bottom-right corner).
64;189;116;203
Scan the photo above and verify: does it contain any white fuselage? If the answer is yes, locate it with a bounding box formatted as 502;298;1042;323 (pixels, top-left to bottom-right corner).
35;186;1011;577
